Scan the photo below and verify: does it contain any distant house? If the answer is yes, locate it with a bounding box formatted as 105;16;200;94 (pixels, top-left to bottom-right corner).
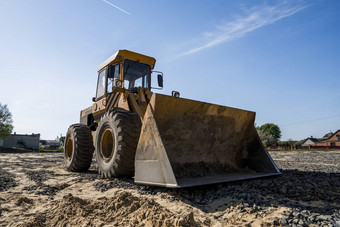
301;137;319;147
40;140;61;150
0;133;40;150
315;130;340;147
320;132;333;140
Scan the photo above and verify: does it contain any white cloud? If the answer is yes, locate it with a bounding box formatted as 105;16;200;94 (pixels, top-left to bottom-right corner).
180;4;308;56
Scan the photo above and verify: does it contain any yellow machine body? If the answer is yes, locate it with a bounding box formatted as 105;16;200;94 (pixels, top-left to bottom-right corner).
135;94;280;187
79;50;281;188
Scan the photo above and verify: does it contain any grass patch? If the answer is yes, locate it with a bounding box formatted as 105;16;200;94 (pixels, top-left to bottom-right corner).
268;148;340;151
39;148;62;152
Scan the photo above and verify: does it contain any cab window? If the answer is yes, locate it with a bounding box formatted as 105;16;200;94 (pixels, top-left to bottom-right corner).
107;64;120;93
96;69;106;98
123;60;150;91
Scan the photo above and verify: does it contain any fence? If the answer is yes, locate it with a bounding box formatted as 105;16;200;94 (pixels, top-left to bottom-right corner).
268;145;340;150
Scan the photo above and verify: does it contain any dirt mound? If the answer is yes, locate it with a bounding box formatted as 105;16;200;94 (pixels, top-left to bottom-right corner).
24;191;198;227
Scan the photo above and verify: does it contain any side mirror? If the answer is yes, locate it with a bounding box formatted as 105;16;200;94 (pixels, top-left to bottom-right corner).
151;71;164;90
157;74;163;88
92;97;96;102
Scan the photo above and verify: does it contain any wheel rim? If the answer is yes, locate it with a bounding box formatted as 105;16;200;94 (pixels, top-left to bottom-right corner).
66;137;73;160
100;127;114;162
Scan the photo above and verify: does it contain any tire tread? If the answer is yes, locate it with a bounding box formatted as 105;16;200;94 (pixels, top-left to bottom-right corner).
64;124;94;172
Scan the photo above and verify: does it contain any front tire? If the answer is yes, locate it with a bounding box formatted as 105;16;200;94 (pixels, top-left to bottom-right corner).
95;110;141;178
64;124;94;172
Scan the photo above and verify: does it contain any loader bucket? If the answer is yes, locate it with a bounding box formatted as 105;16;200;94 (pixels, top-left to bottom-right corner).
134;94;281;188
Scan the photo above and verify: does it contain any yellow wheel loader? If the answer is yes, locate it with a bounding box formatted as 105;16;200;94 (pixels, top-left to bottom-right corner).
64;50;281;188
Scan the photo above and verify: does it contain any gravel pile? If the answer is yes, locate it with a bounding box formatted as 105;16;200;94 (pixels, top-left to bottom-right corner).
24;170;54;183
273;150;339;173
92;150;340;226
23;170;70;196
23;183;70;196
0;167;16;192
93;170;339;210
74;170;101;182
94;178;137;192
280;207;339;226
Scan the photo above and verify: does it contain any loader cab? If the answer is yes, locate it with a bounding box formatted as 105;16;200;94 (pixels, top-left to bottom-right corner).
95;64;119;100
94;50;160;101
95;60;154;100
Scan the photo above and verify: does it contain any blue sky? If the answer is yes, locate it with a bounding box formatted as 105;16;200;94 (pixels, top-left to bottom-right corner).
0;0;339;140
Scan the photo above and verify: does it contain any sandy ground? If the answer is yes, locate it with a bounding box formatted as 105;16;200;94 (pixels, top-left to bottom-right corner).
0;150;339;226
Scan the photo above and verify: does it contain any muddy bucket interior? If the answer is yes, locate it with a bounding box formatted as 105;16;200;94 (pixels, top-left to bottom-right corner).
134;94;281;188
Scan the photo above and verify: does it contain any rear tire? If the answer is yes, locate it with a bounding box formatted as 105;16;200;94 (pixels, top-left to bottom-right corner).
64;124;94;172
95;110;141;178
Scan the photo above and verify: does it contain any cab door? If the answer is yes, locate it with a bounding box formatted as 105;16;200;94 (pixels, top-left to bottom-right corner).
105;64;122;111
92;68;107;119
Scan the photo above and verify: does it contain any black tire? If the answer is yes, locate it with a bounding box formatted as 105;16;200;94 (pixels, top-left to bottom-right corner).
64;124;94;172
95;110;141;178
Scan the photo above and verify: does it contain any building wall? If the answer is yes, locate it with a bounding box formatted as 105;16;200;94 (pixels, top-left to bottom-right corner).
315;131;340;146
2;134;40;150
320;141;340;146
314;141;326;146
330;141;340;146
301;139;316;146
40;140;61;150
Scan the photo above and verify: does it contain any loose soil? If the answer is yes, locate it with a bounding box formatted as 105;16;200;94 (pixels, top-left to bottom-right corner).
0;150;339;226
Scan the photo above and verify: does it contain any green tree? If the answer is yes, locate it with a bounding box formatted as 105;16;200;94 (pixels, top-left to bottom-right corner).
56;134;66;146
0;103;14;139
256;128;277;147
259;123;281;141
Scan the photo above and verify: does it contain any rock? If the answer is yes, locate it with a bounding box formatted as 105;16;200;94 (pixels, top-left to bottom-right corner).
248;208;256;214
280;217;288;225
239;193;247;198
317;215;330;221
307;215;314;222
272;219;279;226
